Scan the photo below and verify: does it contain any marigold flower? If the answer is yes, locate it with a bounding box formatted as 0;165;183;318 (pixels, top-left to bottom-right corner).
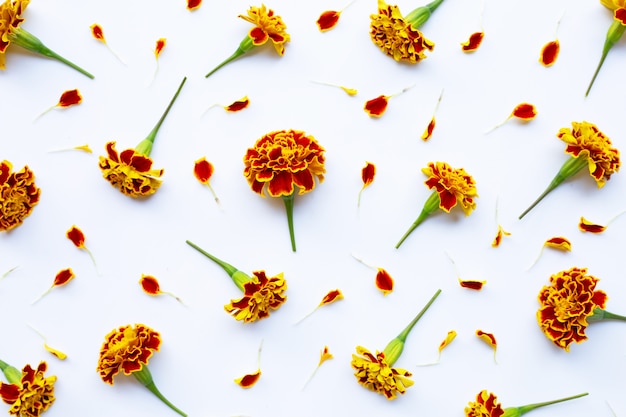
537;266;626;350
99;77;186;198
352;289;441;399
97;324;186;416
396;161;477;248
369;0;444;63
186;241;287;323
244;129;325;251
0;0;93;77
586;0;626;96
0;160;40;232
0;360;56;417
465;390;588;417
519;121;620;219
205;4;289;78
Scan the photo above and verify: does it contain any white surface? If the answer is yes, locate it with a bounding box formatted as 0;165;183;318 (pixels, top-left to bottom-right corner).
1;0;626;415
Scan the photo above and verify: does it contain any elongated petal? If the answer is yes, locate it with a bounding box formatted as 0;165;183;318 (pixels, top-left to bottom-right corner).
319;289;343;306
438;330;457;352
66;225;86;248
154;38;166;58
544;236;572;251
461;31;484;52
459;279;485;290
235;370;261;388
53;268;75;287
578;217;607;233
224;96;250;112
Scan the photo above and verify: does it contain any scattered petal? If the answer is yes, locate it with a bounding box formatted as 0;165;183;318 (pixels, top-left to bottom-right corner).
476;329;497;363
194;157;220;205
187;0;202;10
339;86;358;96
539;40;560;67
235;370;261;388
73;144;92;153
90;23;106;42
438;330;457;354
544;236;572;251
421;117;436;141
224;96;250;112
28;325;68;360
512;103;537;120
375;268;394;295
578;217;607;233
33;268;76;304
66;225;98;269
139;274;184;304
57;89;82;108
319;289;343;307
358;162;376;207
154;38;166;59
317;10;341;32
364;95;389;117
303;346;333;390
459;279;486;290
491;225;511;247
461;31;484;52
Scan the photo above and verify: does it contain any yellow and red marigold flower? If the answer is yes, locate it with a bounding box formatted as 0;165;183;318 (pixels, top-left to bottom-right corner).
519;121;619;219
465;390;588;417
0;361;56;417
244;129;326;251
97;324;161;384
537;267;609;350
370;0;443;64
225;270;287;323
0;160;40;232
205;4;289;78
98;142;164;197
396;162;477;248
351;346;413;400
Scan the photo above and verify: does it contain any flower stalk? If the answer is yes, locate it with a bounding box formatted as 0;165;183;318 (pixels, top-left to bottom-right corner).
382;288;441;365
135;76;187;157
395;191;440;248
8;27;94;79
282;192;297;252
588;307;626;322
404;0;444;28
205;36;253;78
0;359;21;384
585;19;626;97
519;155;588;219
502;392;588;417
186;240;250;290
132;365;187;417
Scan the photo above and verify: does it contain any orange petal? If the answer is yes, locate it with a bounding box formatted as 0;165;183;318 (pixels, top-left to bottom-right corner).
421;117;436;141
154;38;166;58
194;157;214;184
224;96;250;112
66;225;86;248
235;370;261;388
364;95;389;117
319;289;343;306
317;10;341;32
53;268;75;287
578;217;607;233
539;40;559;67
511;103;537;120
459;279;486;290
361;162;376;188
438;330;457;353
375;268;393;295
57;89;82;108
90;24;106;42
187;0;202;10
461;31;484;52
140;275;161;296
544;236;572;251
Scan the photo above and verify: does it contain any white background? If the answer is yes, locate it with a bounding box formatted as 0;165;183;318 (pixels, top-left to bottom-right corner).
1;0;626;415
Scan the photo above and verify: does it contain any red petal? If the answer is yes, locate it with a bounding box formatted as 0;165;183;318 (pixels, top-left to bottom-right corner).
91;24;105;42
187;0;201;10
364;95;389;117
236;370;261;388
511;103;537;120
578;217;607;233
615;8;626;25
194;158;214;184
58;89;82;107
224;97;250;112
140;275;161;295
66;226;86;248
249;27;269;45
544;236;572;251
53;268;75;287
317;10;341;32
459;279;485;290
320;289;342;305
421;117;436;141
155;38;166;57
361;162;376;186
539;40;559;66
375;269;393;295
461;31;484;52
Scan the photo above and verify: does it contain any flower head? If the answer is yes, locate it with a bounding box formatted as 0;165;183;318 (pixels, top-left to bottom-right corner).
465;390;504;417
0;362;56;417
423;161;477;214
98;142;164;197
369;0;435;63
0;0;28;69
225;271;287;323
97;324;161;384
0;160;40;232
537;267;607;350
351;346;413;400
558;121;620;187
239;4;289;55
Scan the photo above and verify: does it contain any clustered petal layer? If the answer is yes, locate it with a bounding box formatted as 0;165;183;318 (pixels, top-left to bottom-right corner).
464;390;505;417
422;161;477;214
351;346;413;400
0;362;56;417
225;271;287;322
239;4;290;55
0;0;28;69
0;160;40;231
537;267;608;351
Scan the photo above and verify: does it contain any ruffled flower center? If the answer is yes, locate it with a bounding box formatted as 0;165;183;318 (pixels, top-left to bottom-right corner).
422;161;477;214
225;271;287;322
239;4;290;55
0;160;40;231
351;346;413;400
0;362;56;417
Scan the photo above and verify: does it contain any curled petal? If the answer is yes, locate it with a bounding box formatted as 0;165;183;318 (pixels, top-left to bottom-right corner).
459;279;485;290
224;96;250;112
491;225;511;247
421;117;436;141
578;217;607;233
461;31;484;52
438;330;457;353
235;369;261;388
319;289;343;306
476;329;497;362
318;346;333;365
544;236;572;251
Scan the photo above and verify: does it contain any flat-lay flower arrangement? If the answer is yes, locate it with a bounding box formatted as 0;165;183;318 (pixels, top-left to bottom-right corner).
1;0;625;416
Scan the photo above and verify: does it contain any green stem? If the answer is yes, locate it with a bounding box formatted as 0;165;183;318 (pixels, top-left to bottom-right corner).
0;359;21;384
405;0;444;28
585;20;626;97
503;392;588;416
9;28;94;79
519;155;588;220
383;289;441;365
185;240;249;290
395;191;440;248
132;366;187;417
588;307;626;322
205;36;254;78
135;76;187;156
282;192;297;252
